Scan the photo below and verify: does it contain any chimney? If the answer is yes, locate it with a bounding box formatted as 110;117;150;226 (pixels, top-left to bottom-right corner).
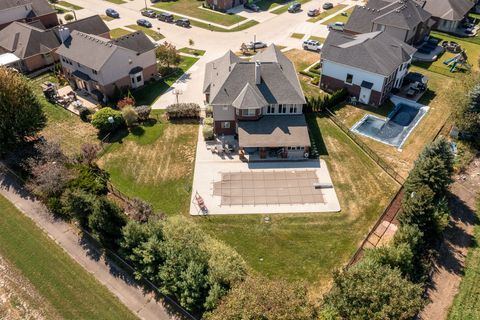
255;60;261;84
58;26;70;43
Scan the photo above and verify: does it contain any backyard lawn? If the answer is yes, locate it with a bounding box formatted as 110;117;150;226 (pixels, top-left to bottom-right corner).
126;25;165;41
330;66;454;178
98;112;198;215
110;28;131;39
321;7;353;25
0;195;137;319
153;0;246;26
413;31;480;77
32;74;98;156
307;4;347;22
132;55;199;106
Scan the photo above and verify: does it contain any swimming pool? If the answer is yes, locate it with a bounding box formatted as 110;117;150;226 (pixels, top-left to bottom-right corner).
351;98;429;148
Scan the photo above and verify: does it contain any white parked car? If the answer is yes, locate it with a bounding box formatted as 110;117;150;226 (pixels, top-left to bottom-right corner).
328;21;345;31
303;40;322;52
246;41;267;50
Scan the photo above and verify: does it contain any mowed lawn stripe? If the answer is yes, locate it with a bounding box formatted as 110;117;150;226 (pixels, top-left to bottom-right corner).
0;195;138;320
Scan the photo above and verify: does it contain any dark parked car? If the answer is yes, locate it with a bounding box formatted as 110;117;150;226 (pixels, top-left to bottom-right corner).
137;19;152;28
105;8;119;18
158;12;174;22
141;9;157;18
175;18;191;27
322;2;334;9
288;2;301;13
244;3;260;11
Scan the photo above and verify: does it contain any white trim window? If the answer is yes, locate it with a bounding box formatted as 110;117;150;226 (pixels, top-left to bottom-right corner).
221;121;230;129
345;73;353;84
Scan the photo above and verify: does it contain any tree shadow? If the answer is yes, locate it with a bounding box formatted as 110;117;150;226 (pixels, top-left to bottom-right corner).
130;126;145;137
418;88;437;105
305;113;328;156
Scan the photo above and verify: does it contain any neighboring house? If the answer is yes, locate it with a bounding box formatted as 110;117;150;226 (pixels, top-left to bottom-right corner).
0;15;109;73
345;0;432;45
203;45;311;160
206;0;245;12
320;31;416;106
56;30;157;101
0;0;58;30
423;0;474;32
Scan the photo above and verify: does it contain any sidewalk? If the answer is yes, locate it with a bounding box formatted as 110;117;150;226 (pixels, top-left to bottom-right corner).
0;171;176;320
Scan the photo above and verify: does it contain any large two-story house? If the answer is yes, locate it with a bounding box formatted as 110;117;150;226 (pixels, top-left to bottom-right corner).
203;45;311;160
0;0;58;30
320;31;416;106
56;30;156;102
423;0;474;33
345;0;433;45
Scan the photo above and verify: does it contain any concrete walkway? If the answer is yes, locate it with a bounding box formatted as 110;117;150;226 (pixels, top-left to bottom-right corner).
0;171;176;320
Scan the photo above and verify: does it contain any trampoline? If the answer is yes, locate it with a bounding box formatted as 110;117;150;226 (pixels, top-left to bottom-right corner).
351;101;428;148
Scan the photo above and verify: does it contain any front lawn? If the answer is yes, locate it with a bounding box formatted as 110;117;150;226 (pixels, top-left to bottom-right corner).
126;25;165;41
321;7;353;25
198;115;398;283
153;0;246;26
104;0;126;4
178;47;206;56
255;0;283;11
0;195;137;319
309;35;326;42
98;113;198;215
132;55;199;106
57;1;83;10
291;32;305;39
307;4;347;22
110;28;131;39
413;31;480;76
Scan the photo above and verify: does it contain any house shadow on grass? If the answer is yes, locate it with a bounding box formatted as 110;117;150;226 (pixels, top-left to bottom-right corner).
305;112;328;157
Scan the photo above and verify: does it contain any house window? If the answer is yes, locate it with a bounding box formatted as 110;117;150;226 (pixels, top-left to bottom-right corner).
267;105;275;114
278;104;286;113
246;108;256;116
137;75;142;82
221;121;230;129
289;105;297;113
131;78;135;84
345;74;353;84
222;106;228;111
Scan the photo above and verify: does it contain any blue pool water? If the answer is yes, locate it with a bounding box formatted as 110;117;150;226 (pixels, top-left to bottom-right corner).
351;101;428;148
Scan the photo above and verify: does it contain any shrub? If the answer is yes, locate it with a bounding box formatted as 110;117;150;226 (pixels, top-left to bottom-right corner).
205;105;213;117
69;164;108;195
117;96;136;109
47;196;66;217
203;117;214;126
311;76;319;86
91;107;124;133
166;103;201;119
305;89;347;113
64;13;74;21
61;188;96;228
127;198;153;223
135;105;152;121
122;105;138;127
88;197;127;248
77;105;90;122
203;124;214;140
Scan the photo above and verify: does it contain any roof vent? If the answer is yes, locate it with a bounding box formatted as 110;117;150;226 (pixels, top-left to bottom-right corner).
255;60;261;85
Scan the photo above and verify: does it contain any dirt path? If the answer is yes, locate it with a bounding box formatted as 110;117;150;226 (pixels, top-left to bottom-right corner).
419;158;480;320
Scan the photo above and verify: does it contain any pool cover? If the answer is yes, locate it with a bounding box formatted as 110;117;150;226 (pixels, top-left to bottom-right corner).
351;102;428;148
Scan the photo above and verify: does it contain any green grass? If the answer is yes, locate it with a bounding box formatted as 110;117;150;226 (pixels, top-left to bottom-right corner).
306;4;347;22
309;35;326;43
126;25;165;41
198;115;398;282
57;1;83;10
255;0;282;11
132;56;199;106
105;0;126;4
0;195;137;319
178;47;206;56
412;31;480;76
291;32;305;39
153;0;246;26
100;14;115;21
321;7;353;25
110;28;131;39
448;199;480;320
270;0;311;14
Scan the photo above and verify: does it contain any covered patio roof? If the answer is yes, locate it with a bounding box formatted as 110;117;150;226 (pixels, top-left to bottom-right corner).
238;115;311;148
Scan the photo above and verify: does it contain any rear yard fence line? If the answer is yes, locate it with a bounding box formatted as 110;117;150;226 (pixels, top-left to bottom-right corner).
323;108;406;185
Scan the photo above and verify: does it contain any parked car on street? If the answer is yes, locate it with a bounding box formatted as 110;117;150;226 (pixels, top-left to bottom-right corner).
137;19;152;28
246;41;267;49
175;18;191;27
158;12;174;22
307;8;320;16
303;40;322;52
105;8;119;18
141;9;157;18
322;2;334;9
288;2;301;13
244;3;260;11
328;21;344;31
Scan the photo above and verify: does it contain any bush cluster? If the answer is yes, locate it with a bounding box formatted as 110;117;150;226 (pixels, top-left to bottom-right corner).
91;107;125;133
305;89;348;113
203;117;214;140
166;103;200;119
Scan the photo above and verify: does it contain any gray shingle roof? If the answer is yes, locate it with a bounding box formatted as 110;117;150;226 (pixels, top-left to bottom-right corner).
238;115;311;148
204;45;305;106
0;22;58;58
423;0;474;21
112;31;156;54
322;30;416;76
0;0;55;17
346;0;431;33
57;15;109;37
232;83;268;109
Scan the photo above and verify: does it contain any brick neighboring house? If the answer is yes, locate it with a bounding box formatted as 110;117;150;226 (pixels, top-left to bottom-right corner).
320;31;416;106
206;0;246;12
345;0;433;45
203;45;312;160
0;0;58;30
56;30;157;102
0;15;109;73
423;0;474;33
